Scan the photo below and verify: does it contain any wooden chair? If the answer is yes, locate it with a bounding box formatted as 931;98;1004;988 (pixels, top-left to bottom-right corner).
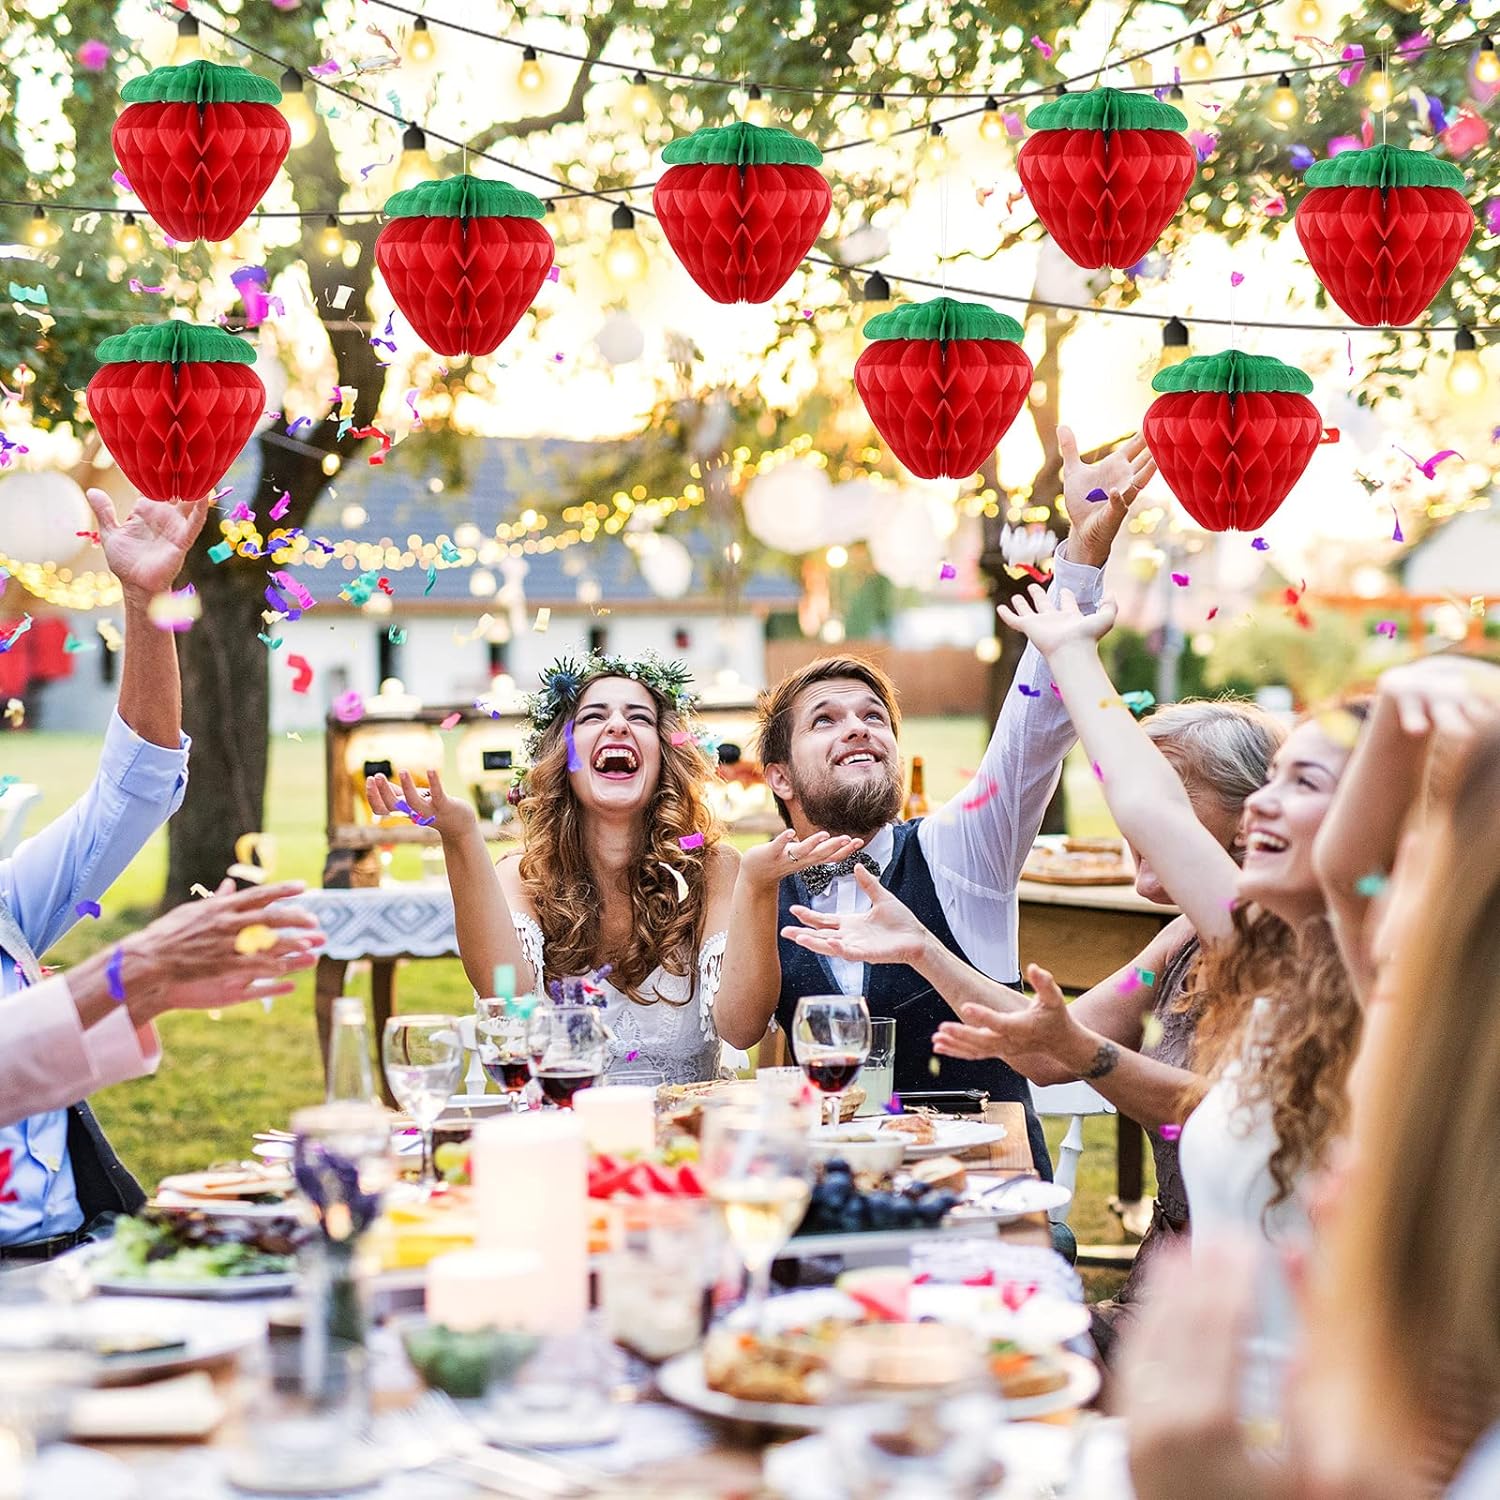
1028;1079;1117;1225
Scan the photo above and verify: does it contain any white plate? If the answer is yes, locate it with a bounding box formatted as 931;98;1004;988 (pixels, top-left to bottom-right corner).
149;1192;296;1219
659;1336;1098;1434
885;1117;1008;1161
21;1444;139;1500
0;1298;265;1385
91;1270;297;1300
952;1178;1073;1220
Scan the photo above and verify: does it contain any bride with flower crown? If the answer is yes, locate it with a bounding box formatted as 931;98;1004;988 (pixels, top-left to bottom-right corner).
369;652;751;1084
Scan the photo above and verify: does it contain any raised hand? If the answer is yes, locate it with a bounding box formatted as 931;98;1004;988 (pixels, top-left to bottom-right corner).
1058;428;1157;568
366;768;477;840
741;826;865;893
86;487;212;605
781;864;929;967
1376;655;1500;740
934;963;1072;1066
997;582;1117;658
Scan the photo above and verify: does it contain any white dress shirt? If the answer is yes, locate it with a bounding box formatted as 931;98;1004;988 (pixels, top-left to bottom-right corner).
0;977;159;1130
799;545;1104;992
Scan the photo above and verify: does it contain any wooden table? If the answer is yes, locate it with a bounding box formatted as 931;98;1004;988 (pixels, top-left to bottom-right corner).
1018;879;1178;1213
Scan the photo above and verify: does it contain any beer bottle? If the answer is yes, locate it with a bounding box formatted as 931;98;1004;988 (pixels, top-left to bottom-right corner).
903;755;931;819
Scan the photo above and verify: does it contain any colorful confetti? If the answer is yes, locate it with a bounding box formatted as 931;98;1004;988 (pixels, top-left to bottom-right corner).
678;832;706;851
207;540;234;564
1158;1123;1183;1142
564;719;583;773
287;654;314;694
332;690;364;724
107;946;126;1002
1229;271;1245;287
1122;690;1156;716
1029;35;1053;58
1085;487;1108;504
0;616;33;654
670;731;693;745
1251;536;1269;551
1355;872;1389;897
961;778;999;812
1396;446;1461;481
75;900;101;920
1170;572;1190;587
233;924;278;955
939;562;957;581
1375;620;1398;638
439;712;462;731
1391;508;1404;544
269;490;292;521
533;607;551;633
127;278;166;296
1017;684;1042;698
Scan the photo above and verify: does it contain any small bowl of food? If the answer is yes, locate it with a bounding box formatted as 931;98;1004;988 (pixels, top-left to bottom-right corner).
808;1126;905;1176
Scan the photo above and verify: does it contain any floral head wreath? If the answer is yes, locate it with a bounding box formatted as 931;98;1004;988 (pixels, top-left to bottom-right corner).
514;651;718;791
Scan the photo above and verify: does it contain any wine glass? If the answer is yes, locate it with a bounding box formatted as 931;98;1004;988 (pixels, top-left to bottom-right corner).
382;1015;464;1189
700;1103;812;1325
792;995;873;1126
530;1005;608;1108
475;999;533;1111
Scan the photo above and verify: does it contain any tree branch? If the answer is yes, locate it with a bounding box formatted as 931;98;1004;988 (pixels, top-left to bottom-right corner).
466;16;618;152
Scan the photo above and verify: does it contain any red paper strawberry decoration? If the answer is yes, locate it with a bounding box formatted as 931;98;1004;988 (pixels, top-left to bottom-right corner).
1142;350;1321;533
652;123;831;303
112;61;290;243
375;175;555;357
1018;87;1196;270
86;324;264;502
1294;145;1474;326
854;298;1033;480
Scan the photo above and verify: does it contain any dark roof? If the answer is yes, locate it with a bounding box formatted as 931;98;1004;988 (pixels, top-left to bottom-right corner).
275;436;799;610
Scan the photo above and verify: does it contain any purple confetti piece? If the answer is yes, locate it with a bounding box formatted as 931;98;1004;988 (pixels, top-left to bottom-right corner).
0;615;33;654
1251;536;1269;551
75;900;101;919
1229;271;1244;288
308;58;341;77
884;1093;904;1115
1427;95;1449;134
1289;144;1316;171
546;266;560;282
1392;508;1404;543
393;797;436;828
1017;684;1042;698
1085;487;1108;504
1338;43;1365;88
1188;130;1217;164
358;156;394;181
1158;1123;1182;1142
1376;620;1398;638
1029;35;1053;58
1328;134;1362;157
1170;572;1190;587
678;832;705;850
624;1050;640;1063
287;417;313;437
939;562;957;580
107;945;126;1002
1092;761;1104;782
111;170;132;192
565;718;583;773
269;490;292;520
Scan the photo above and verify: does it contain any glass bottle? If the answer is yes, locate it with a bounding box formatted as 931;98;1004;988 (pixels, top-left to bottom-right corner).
326;996;376;1105
903;756;931;819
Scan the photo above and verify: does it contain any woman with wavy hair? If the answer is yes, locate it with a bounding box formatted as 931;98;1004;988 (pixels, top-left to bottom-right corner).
369;652;739;1084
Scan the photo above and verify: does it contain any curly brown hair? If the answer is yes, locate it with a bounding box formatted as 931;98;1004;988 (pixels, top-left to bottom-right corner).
516;677;720;1004
1182;904;1362;1214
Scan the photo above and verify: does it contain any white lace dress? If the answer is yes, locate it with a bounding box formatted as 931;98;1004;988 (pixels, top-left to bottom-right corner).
511;914;727;1085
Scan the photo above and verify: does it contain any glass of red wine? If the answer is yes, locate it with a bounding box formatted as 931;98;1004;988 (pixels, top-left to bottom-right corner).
530;1004;609;1108
475;999;533;1111
791;995;873;1127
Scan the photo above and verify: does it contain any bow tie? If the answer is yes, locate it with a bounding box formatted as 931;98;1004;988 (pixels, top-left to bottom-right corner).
800;851;882;898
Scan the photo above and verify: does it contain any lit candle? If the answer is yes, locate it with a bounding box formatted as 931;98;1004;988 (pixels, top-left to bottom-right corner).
425;1248;546;1333
573;1086;655;1156
471;1113;588;1330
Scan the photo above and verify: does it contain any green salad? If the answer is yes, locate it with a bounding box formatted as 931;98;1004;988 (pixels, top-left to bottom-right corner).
99;1209;303;1282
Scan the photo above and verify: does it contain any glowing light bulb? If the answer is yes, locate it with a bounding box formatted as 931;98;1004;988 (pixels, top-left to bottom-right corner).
279;69;317;151
866;94;893;143
1366;58;1392;110
1158;316;1190;371
1447;327;1487;397
405;17;436;65
1477;38;1500;86
1270;74;1298;122
1293;0;1323;28
25;207;57;249
1184;33;1214;80
925;121;953;170
604;204;648;287
171;15;202;65
321;452;343;477
317;215;344;258
395;123;430;191
978;95;1005;144
627;69;654;121
743;84;772;127
115;212;144;257
517;46;545;94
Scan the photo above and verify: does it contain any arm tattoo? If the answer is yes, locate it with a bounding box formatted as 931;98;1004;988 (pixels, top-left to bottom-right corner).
1082;1041;1120;1080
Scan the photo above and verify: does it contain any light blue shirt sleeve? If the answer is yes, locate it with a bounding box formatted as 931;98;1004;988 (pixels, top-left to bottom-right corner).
0;710;189;956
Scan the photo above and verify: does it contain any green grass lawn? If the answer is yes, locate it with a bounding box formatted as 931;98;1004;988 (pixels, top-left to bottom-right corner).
6;720;1143;1284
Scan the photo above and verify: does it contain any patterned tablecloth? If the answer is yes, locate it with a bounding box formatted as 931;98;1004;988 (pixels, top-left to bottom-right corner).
295;885;459;962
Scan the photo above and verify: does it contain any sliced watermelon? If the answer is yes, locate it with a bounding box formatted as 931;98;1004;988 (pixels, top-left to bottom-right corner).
837;1267;913;1322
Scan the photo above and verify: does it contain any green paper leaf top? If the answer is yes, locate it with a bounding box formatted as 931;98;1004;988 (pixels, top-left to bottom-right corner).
1026;86;1187;134
381;173;547;221
662;122;824;168
861;297;1024;343
120;60;282;106
95;323;258;366
1303;144;1467;192
1150;349;1313;396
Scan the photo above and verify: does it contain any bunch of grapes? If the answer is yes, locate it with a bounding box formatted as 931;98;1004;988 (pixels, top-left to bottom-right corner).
796;1159;960;1236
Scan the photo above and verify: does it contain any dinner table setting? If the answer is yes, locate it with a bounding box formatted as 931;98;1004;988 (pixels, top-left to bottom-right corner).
0;991;1138;1499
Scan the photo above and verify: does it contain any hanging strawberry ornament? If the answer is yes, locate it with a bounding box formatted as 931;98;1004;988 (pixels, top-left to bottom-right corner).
854;298;1033;480
375;175;555;357
1294;145;1474;326
86;324;264;502
1017;87;1196;270
112;60;290;243
652;122;830;303
1142;350;1321;533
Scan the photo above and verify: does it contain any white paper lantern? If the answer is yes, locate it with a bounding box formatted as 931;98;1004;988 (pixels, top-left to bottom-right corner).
0;470;94;567
595;312;645;366
743;460;833;555
818;479;880;548
867;489;949;589
635;533;693;599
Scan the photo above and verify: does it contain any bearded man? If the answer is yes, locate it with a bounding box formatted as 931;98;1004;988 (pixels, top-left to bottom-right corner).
715;431;1155;1177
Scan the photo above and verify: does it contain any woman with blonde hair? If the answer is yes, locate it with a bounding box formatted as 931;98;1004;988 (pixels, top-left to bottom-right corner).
369;652;739;1083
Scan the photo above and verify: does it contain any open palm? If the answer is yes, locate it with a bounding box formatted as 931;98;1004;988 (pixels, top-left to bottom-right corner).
87;488;211;601
1058;429;1157;568
783;865;928;966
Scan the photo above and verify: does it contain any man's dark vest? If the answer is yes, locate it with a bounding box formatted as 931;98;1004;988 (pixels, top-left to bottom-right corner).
775;818;1052;1179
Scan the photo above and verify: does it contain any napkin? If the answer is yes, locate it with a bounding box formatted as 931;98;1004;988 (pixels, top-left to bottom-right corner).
69;1372;225;1441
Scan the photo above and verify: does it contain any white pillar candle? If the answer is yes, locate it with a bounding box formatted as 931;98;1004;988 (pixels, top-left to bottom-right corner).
425;1248;546;1333
572;1086;655;1156
471;1113;588;1331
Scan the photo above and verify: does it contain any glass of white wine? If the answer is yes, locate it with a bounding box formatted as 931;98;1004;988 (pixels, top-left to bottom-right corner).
382;1015;463;1190
700;1103;812;1325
